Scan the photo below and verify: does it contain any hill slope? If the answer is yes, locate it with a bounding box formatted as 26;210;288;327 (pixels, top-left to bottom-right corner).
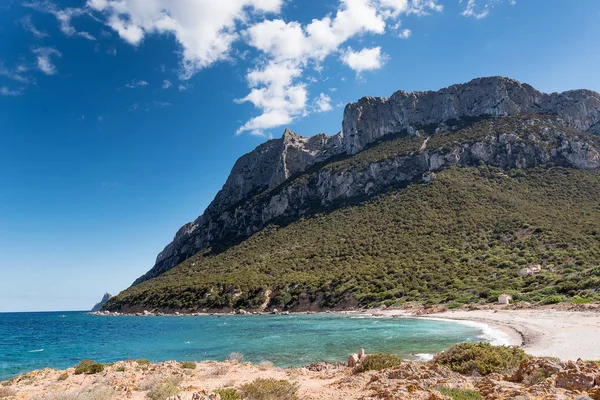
105;115;600;312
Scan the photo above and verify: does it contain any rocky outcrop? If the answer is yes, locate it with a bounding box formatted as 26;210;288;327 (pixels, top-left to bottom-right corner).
133;77;600;286
342;76;600;154
91;293;112;312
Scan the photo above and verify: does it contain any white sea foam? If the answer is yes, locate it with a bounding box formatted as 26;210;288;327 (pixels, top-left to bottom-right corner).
28;349;44;353
423;317;512;346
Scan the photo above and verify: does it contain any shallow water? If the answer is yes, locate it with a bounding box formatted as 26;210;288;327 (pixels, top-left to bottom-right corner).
0;311;492;380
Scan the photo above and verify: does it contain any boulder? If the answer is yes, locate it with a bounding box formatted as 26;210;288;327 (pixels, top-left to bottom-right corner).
347;354;359;368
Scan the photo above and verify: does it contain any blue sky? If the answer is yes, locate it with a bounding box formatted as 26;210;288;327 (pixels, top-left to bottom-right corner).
1;0;599;312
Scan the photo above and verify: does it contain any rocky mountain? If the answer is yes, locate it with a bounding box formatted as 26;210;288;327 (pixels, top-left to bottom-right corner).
91;293;112;312
131;77;600;287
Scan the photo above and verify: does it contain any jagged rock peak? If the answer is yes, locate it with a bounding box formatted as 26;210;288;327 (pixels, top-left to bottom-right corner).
91;293;112;312
342;76;600;154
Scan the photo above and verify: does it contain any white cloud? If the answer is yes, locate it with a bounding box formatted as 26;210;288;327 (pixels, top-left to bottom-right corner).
341;46;387;73
26;0;445;135
21;15;49;39
162;79;172;89
87;0;284;78
0;64;33;84
314;93;333;113
0;86;24;96
398;28;412;39
24;1;96;40
460;0;515;19
32;47;62;75
125;79;149;88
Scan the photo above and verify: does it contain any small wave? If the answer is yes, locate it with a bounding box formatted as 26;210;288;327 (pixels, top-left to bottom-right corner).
413;353;434;362
28;349;44;353
424;317;512;346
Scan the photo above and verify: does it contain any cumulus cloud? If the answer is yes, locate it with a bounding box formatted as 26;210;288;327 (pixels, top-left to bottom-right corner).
21;15;49;39
87;0;283;78
236;0;440;135
25;0;446;134
24;1;96;40
32;47;62;75
341;46;387;73
314;93;333;113
398;28;412;39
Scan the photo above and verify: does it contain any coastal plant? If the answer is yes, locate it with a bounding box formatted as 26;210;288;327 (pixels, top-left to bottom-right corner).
354;354;403;373
136;358;151;366
541;295;563;305
74;360;105;375
214;388;241;400
240;378;299;400
437;387;484;400
57;372;69;381
180;361;196;369
0;387;16;399
433;342;529;376
146;376;182;400
115;366;126;372
227;352;244;363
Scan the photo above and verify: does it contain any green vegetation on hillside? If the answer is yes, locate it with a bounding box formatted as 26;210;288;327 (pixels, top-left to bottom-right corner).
105;163;600;312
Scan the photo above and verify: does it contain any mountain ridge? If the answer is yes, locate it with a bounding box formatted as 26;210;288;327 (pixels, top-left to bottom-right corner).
132;77;600;287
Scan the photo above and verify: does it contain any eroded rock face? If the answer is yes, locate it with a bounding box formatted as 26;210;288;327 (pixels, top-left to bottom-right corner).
342;77;600;155
91;293;112;312
133;77;600;286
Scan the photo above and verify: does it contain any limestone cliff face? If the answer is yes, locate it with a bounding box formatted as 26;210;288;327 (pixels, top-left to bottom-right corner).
132;77;600;286
342;77;600;155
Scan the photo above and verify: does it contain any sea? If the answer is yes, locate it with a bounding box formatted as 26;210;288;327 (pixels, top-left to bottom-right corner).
0;311;508;380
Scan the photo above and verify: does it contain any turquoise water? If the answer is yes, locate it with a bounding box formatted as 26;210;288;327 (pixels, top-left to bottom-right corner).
0;311;489;380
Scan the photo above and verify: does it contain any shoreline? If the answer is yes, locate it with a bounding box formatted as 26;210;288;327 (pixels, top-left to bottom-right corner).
91;305;600;361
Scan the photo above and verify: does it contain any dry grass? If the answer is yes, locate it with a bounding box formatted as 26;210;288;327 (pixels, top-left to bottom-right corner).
53;387;114;400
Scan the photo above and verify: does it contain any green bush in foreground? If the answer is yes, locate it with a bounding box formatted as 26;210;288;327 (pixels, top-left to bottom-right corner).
437;387;484;400
434;343;528;376
240;378;299;400
180;361;196;369
214;388;241;400
57;372;69;381
73;360;105;375
354;353;403;373
136;358;151;366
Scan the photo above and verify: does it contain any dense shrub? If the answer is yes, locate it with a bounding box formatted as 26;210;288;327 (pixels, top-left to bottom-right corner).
74;360;105;375
437;387;484;400
434;343;529;375
240;378;299;400
214;388;241;400
136;359;151;366
57;372;69;381
354;354;403;373
180;362;196;369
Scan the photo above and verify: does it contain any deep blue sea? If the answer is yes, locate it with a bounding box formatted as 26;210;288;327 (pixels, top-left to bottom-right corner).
0;311;501;380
